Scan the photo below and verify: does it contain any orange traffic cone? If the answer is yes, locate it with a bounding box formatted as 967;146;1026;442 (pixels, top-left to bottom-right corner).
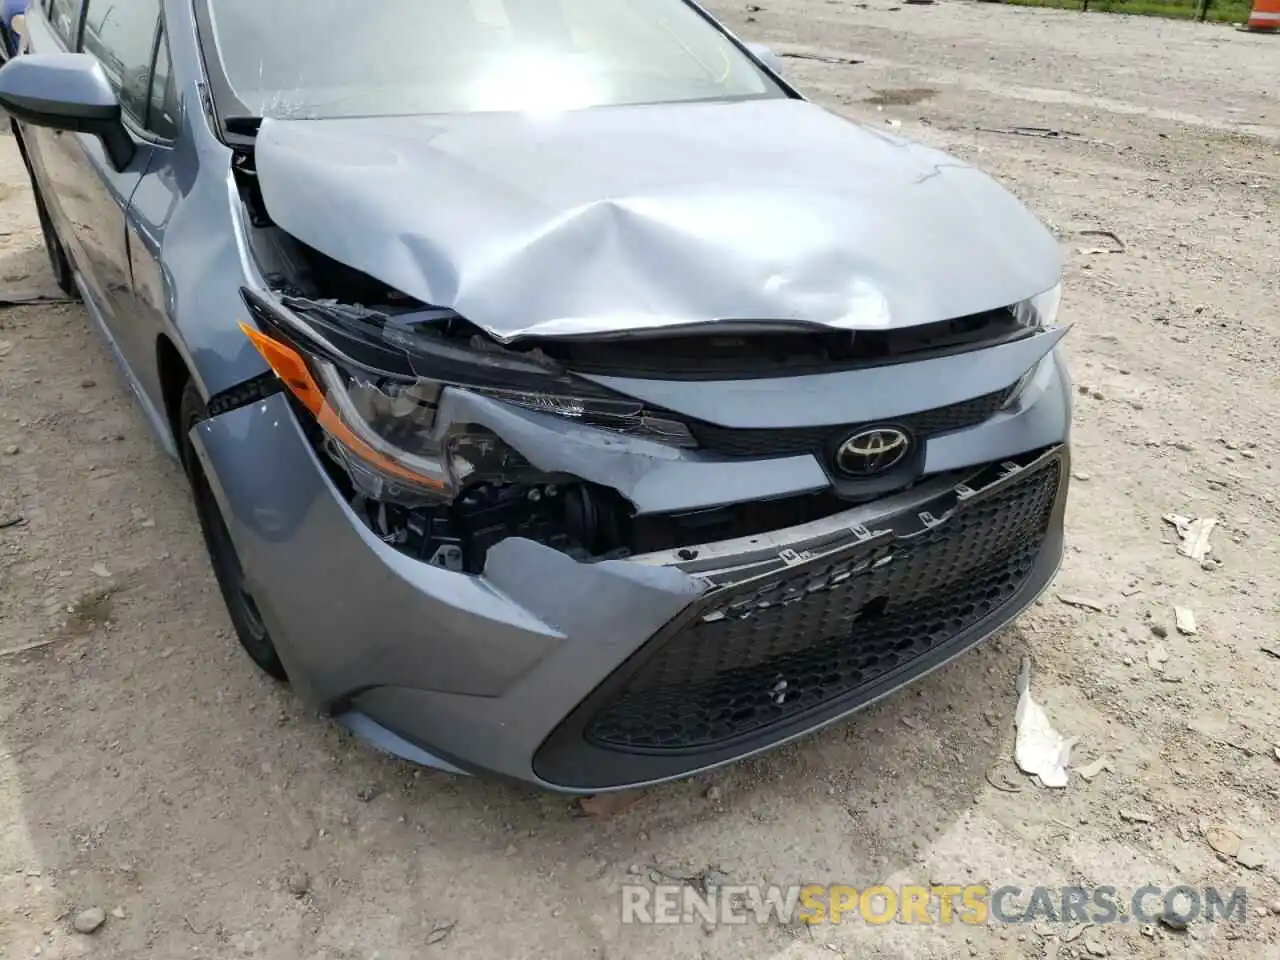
1243;0;1280;31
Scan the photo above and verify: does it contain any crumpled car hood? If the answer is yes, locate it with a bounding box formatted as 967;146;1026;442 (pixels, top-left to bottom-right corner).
254;98;1062;342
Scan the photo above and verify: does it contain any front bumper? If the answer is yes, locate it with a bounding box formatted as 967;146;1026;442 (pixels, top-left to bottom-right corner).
192;348;1071;793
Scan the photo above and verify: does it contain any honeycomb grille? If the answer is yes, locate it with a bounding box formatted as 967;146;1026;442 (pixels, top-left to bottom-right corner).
686;388;1012;459
585;460;1060;752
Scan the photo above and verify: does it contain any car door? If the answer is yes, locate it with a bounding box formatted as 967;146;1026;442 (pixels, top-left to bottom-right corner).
63;0;170;401
17;0;174;439
17;0;88;262
121;13;180;437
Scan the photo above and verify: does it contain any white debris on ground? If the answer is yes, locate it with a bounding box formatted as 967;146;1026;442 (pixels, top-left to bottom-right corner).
1014;657;1077;789
1174;606;1198;636
1162;514;1218;562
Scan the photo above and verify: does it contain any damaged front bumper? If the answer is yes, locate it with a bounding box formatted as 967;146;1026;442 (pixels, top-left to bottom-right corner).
190;341;1071;791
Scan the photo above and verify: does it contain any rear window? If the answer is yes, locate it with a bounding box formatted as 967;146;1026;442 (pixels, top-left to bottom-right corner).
205;0;782;119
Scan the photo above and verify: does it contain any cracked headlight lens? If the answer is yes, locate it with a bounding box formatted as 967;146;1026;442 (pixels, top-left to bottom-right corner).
237;290;694;507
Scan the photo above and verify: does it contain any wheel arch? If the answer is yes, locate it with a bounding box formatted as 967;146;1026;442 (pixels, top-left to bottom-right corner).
156;332;192;450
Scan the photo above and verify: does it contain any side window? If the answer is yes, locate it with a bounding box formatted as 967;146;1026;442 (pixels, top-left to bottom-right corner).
80;0;161;123
147;31;178;140
46;0;79;46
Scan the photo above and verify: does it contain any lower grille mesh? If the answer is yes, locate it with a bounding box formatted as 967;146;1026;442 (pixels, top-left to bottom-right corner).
585;460;1060;752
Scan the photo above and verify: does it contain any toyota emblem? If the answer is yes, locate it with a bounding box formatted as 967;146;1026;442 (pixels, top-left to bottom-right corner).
834;427;912;477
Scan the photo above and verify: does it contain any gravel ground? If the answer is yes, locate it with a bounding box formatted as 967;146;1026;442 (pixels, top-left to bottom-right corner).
2;4;1278;959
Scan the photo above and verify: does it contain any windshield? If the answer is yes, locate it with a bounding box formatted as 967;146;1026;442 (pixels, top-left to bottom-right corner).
205;0;784;119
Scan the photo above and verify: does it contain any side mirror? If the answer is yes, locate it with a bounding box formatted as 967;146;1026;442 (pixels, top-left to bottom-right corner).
746;42;783;76
0;52;135;171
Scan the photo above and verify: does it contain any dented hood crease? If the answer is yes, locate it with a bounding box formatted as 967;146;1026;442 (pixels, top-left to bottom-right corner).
253;99;1062;341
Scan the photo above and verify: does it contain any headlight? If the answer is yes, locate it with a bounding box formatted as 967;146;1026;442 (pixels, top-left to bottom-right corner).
1011;282;1062;331
238;290;694;506
1001;283;1063;407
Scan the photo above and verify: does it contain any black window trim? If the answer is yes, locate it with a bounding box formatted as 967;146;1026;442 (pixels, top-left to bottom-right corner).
45;0;88;50
190;0;248;148
142;20;180;143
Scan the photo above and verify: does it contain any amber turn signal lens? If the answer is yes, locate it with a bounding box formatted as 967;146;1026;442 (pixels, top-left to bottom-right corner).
238;322;444;491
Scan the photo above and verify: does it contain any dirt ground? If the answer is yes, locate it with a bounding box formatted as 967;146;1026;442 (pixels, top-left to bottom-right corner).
2;3;1278;959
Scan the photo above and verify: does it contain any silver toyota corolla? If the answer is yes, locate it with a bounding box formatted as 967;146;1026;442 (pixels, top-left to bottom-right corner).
1;0;1070;791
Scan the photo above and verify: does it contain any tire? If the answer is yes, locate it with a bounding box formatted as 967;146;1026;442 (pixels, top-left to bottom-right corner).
179;381;288;681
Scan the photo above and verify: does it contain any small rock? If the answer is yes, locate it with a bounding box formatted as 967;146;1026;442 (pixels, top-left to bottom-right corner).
1072;472;1091;482
627;864;641;875
80;378;96;389
72;907;106;934
1120;809;1155;824
574;789;645;817
110;907;126;920
90;563;111;579
1268;899;1280;915
355;784;379;803
1121;655;1134;667
1236;845;1264;870
4;444;18;455
704;785;722;802
1146;644;1169;670
1150;623;1168;639
504;844;518;857
286;870;310;897
1204;825;1241;858
426;920;456;945
1076;756;1113;781
1082;931;1108;957
1159;911;1189;932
